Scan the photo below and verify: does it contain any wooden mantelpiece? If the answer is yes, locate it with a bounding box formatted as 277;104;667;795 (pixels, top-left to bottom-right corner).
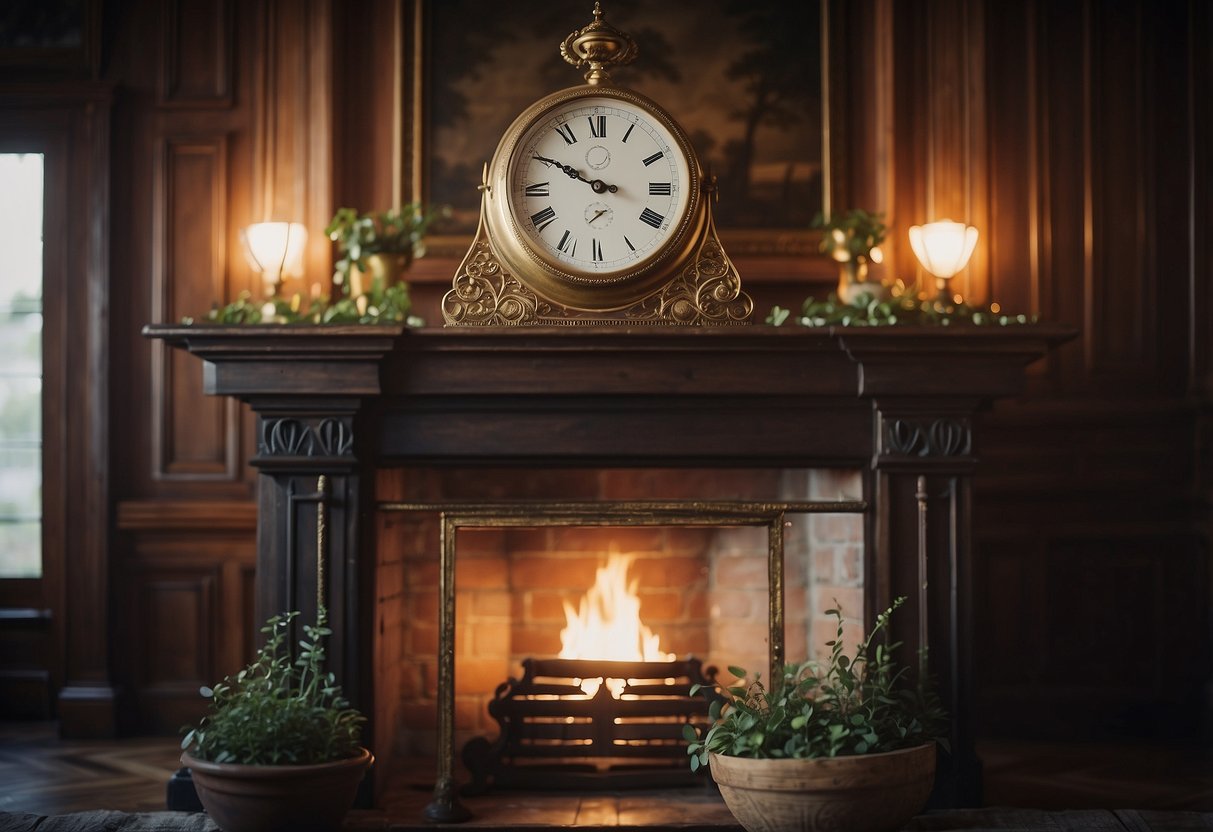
144;323;1072;810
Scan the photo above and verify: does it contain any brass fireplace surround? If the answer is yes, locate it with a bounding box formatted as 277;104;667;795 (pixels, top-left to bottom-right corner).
380;498;864;820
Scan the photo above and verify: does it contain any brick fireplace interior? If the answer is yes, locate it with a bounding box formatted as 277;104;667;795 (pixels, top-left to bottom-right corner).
373;465;866;783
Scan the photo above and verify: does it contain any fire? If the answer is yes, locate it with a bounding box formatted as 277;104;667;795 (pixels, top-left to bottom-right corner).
559;554;674;697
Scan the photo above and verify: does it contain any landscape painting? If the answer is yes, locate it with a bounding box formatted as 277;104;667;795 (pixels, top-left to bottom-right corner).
420;0;824;248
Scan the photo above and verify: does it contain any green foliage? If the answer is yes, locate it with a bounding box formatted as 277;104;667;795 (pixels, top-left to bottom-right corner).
766;279;1037;328
324;204;448;288
812;209;888;263
685;598;948;770
185;284;423;328
182;607;365;765
765;305;791;326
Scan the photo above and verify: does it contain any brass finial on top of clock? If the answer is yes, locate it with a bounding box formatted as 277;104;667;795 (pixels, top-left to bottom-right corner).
560;2;638;85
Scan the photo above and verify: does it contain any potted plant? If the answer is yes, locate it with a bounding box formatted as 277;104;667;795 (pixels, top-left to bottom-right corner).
812;209;888;303
685;597;948;832
181;607;372;832
324;203;445;297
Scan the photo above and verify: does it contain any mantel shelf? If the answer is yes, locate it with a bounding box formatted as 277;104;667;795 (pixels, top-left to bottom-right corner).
143;322;1074;401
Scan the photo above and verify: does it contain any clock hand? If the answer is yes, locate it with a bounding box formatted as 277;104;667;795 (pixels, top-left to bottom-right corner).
589;208;609;223
532;155;619;194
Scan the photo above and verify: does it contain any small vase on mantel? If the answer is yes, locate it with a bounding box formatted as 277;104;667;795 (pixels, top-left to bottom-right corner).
836;258;889;304
349;252;412;299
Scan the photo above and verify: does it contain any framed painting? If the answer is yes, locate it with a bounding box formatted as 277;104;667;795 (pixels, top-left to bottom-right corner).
405;0;832;276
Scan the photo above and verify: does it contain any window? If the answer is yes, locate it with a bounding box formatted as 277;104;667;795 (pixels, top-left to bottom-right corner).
0;153;44;579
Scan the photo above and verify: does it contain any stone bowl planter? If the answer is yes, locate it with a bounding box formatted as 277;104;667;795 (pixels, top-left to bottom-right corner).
182;747;373;832
708;743;935;832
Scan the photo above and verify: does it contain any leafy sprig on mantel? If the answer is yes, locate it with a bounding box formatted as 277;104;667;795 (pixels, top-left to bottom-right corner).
183;283;423;327
766;280;1037;328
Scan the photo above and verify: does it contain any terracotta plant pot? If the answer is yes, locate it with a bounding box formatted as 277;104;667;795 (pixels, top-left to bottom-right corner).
182;747;373;832
709;743;935;832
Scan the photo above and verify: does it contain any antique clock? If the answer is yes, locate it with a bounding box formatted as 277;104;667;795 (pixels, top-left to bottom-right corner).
442;3;753;326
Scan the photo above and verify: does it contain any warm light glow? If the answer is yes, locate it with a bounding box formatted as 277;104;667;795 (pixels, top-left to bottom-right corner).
241;222;307;293
560;553;674;697
908;220;978;280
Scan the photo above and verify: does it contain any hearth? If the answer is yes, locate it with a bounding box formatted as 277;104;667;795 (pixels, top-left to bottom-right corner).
148;323;1072;820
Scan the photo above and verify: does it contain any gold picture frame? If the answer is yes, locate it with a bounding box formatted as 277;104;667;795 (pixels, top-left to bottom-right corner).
402;0;837;284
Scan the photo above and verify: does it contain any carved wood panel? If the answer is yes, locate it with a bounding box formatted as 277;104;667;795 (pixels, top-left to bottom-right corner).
149;136;242;482
158;0;234;107
117;523;256;734
974;529;1209;739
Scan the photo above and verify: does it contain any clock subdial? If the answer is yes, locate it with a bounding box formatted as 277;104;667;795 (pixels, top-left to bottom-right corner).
585;145;611;171
584;202;613;229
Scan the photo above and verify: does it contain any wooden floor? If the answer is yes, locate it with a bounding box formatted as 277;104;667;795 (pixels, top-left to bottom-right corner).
2;721;1212;821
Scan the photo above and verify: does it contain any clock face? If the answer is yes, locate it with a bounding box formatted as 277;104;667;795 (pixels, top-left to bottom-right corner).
505;94;694;281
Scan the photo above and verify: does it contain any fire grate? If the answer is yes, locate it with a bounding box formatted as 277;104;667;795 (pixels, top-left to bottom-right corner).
462;657;721;793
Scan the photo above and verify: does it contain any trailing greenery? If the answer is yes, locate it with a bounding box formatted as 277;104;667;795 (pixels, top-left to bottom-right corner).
184;203;446;326
766;279;1036;328
325;204;447;288
812;209;888;264
184;283;422;327
684;598;947;771
182;607;364;765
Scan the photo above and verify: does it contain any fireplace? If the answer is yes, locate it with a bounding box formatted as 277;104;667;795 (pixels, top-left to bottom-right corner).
147;323;1071;821
376;466;866;805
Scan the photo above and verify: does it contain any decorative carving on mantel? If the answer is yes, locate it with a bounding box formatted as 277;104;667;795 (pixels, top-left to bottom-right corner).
259;416;354;460
880;415;972;458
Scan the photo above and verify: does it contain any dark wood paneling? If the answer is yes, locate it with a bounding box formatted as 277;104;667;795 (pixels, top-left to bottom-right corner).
1036;0;1090;389
984;1;1038;320
1088;0;1154;378
158;0;233;107
874;0;1213;743
976;531;1208;739
149;136;241;481
104;0;259;734
116;529;255;733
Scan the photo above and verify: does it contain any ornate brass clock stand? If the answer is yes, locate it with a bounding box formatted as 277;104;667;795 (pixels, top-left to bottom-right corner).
441;4;753;326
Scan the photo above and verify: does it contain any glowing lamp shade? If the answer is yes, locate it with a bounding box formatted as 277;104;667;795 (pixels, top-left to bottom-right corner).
241;222;307;295
908;220;978;280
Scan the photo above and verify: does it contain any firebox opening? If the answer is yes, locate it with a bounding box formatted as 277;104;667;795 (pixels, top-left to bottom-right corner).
375;467;866;794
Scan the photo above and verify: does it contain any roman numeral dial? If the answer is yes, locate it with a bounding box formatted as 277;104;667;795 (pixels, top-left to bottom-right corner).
506;94;694;281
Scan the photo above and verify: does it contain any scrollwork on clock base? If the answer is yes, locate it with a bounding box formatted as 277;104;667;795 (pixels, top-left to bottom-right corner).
442;189;753;327
629;214;752;325
442;235;557;326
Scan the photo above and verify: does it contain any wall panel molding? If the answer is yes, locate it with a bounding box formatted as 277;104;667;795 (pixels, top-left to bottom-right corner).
149;135;241;482
117;533;256;733
157;0;234;107
1087;0;1156;378
116;499;257;532
252;0;334;292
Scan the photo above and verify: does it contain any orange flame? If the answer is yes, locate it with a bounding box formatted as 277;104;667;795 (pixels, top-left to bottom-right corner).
559;554;674;697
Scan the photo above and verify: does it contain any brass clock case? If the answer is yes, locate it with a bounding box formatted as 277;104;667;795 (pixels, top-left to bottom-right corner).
484;84;705;312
